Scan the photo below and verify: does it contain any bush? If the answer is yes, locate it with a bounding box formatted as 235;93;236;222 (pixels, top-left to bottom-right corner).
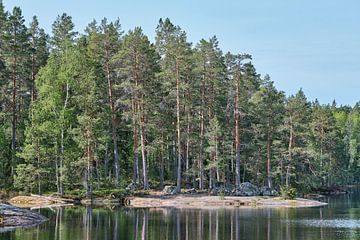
14;164;38;194
280;186;297;200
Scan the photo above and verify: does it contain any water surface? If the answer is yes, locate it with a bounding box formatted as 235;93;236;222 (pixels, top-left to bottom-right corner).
1;190;360;240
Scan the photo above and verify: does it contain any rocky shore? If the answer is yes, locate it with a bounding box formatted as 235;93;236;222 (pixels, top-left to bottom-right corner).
0;204;46;232
124;194;327;209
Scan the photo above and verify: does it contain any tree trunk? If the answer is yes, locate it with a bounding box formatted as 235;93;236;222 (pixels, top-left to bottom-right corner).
199;109;204;190
104;143;109;180
234;77;241;188
185;102;191;186
175;59;182;193
36;140;41;195
11;55;17;177
59;80;69;196
85;138;93;198
285;116;293;187
132;101;139;184
139;103;149;190
159;132;165;190
266;126;272;189
105;48;120;187
31;36;36;103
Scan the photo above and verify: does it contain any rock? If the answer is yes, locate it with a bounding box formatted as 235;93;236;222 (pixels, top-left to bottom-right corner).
0;204;46;232
209;186;233;196
9;195;74;208
238;182;260;196
260;187;278;196
163;186;177;195
232;189;246;196
126;182;140;191
184;188;196;194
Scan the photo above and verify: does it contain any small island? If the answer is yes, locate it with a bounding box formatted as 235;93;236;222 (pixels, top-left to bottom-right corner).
124;194;327;209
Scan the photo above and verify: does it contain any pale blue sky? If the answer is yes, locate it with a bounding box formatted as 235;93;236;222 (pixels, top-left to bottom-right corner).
3;0;360;106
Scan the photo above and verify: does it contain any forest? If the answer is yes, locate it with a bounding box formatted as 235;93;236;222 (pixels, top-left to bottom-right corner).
1;3;360;197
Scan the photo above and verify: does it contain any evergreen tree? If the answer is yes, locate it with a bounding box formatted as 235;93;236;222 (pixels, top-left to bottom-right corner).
155;18;192;193
2;7;30;177
114;27;159;189
28;16;49;102
51;13;77;50
251;76;285;188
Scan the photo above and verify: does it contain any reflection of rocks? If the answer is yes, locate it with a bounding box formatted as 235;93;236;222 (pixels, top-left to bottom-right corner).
0;204;46;232
209;182;278;197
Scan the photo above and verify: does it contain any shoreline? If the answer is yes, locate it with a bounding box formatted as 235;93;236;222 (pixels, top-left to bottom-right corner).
4;193;328;209
124;194;327;209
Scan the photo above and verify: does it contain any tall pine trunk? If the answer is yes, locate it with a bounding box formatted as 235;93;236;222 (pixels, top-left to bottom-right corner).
159;131;165;190
11;54;17;176
175;59;182;193
286;116;293;186
132;101;139;184
105;50;120;186
266;126;272;189
199;74;205;190
139;100;149;190
185;102;191;186
234;77;241;188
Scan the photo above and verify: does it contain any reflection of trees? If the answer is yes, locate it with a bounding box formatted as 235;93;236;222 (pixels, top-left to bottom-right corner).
141;209;148;240
84;206;92;240
12;205;346;240
54;207;63;240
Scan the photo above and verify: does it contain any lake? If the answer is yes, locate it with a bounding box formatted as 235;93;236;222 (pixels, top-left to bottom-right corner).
1;190;360;240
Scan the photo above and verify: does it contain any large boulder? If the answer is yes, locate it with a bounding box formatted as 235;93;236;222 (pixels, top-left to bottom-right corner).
238;182;260;196
184;188;196;194
0;204;46;232
231;182;260;196
209;185;233;196
163;186;177;195
126;182;140;191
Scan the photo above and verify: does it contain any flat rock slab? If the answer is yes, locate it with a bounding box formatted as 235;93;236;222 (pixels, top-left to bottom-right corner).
124;195;327;209
0;204;46;233
9;195;74;208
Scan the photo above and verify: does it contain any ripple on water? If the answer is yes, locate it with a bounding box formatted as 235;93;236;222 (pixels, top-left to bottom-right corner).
293;219;360;229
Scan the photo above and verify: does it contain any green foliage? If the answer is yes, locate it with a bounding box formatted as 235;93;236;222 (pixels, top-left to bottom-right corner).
280;186;297;200
14;164;38;194
0;2;359;196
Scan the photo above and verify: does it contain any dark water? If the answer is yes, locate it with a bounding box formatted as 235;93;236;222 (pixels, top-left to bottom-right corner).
1;191;360;240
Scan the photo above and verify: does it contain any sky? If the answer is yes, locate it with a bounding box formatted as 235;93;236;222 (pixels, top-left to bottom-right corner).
3;0;360;106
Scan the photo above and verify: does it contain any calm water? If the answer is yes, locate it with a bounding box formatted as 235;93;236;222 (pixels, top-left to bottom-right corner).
1;190;360;240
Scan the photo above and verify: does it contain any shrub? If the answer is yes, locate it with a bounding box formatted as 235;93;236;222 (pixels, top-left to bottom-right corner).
280;186;297;200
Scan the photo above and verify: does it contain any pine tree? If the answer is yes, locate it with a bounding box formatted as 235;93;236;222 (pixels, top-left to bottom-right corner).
114;27;159;189
28;16;48;102
225;53;252;188
251;76;285;188
155;18;192;193
51;13;77;50
99;18;122;186
194;36;226;189
2;7;30;176
72;37;104;197
284;89;310;186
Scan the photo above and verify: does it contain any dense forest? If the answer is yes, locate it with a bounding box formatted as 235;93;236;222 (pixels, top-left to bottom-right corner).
0;3;359;197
